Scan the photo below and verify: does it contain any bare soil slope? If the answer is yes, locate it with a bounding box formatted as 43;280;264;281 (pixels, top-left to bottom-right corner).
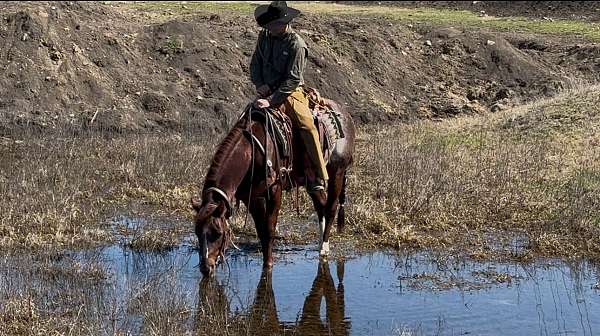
1;1;599;133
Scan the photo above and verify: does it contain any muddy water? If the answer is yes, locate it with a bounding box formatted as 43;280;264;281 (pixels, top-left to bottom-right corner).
76;239;600;336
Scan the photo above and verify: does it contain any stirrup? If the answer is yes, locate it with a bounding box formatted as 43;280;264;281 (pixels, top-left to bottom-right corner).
311;185;326;192
308;179;326;193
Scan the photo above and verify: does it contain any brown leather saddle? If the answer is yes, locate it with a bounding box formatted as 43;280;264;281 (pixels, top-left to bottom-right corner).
244;87;345;190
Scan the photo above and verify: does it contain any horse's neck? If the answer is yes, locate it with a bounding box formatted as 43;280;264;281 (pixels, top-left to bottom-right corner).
204;124;253;201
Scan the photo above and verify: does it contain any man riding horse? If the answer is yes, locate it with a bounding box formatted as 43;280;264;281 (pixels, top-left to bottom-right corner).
251;1;328;192
191;1;355;277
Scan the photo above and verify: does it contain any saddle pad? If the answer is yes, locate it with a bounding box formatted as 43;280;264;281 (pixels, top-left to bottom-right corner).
314;104;345;156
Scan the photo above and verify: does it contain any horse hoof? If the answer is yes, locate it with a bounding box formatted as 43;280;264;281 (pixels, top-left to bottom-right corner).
319;241;330;256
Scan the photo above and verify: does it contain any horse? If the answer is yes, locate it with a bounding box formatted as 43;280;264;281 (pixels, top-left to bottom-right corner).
191;96;355;277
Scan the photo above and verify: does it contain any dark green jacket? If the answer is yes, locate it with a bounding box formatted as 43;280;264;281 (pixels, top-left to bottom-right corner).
250;29;308;106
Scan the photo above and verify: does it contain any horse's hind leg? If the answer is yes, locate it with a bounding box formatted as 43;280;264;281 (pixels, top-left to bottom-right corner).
311;169;345;256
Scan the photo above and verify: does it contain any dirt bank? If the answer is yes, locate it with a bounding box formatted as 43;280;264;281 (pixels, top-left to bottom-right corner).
0;1;599;133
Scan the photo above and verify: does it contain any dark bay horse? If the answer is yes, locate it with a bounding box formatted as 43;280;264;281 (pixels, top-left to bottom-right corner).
192;98;355;277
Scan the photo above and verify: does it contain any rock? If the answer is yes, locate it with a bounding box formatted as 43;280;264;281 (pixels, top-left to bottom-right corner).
49;50;62;61
495;88;513;100
21;33;28;41
486;40;496;46
490;103;506;112
425;40;432;47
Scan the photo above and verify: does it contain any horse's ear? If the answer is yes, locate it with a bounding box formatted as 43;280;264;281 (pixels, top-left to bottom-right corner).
191;196;202;212
195;202;218;222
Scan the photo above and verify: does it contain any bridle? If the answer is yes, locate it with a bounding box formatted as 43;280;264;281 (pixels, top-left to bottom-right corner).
200;187;239;265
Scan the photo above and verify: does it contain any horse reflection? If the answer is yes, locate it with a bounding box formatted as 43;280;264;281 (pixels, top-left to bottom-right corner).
297;260;349;335
196;259;350;335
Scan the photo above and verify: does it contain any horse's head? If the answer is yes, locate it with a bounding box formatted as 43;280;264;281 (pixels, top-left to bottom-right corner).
191;194;230;277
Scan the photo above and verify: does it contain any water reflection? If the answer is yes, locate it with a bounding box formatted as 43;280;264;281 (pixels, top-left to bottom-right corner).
5;242;599;335
196;259;350;335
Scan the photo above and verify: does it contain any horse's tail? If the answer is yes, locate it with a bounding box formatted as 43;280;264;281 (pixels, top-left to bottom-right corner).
336;172;347;232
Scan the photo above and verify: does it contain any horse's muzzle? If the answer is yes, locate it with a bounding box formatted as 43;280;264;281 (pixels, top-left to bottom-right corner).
200;264;214;277
200;259;216;277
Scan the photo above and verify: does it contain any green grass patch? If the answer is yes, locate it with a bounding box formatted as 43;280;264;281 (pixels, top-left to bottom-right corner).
124;1;256;14
291;2;600;39
125;1;600;40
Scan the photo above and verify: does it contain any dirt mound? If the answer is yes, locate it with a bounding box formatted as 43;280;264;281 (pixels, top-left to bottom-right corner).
0;2;598;133
342;1;600;22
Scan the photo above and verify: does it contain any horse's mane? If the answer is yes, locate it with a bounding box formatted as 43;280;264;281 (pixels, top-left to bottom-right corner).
203;118;247;191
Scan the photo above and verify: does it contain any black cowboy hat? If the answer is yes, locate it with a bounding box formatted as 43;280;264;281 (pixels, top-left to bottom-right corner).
254;1;301;29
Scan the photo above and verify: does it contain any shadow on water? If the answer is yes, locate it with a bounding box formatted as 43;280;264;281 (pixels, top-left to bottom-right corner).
2;233;600;335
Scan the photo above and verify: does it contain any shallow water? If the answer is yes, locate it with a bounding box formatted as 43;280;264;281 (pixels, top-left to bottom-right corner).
72;239;600;336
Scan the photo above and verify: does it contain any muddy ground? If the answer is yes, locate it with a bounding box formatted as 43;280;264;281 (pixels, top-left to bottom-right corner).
0;1;599;134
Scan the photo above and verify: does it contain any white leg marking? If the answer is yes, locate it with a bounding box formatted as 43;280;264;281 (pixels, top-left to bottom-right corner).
318;217;329;255
320;241;330;256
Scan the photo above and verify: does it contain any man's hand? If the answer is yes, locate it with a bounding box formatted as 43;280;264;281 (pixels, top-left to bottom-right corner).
254;98;271;109
256;85;271;98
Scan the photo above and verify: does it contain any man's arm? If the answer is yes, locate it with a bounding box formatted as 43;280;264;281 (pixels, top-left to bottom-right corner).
269;40;307;106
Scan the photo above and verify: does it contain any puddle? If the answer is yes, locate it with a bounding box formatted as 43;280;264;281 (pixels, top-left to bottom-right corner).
64;240;600;335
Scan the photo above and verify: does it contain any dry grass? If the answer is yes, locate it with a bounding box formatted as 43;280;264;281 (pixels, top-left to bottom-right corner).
346;84;600;259
0;128;217;251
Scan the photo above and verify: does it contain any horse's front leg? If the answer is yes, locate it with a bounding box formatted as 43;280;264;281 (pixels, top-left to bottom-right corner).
250;186;282;269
